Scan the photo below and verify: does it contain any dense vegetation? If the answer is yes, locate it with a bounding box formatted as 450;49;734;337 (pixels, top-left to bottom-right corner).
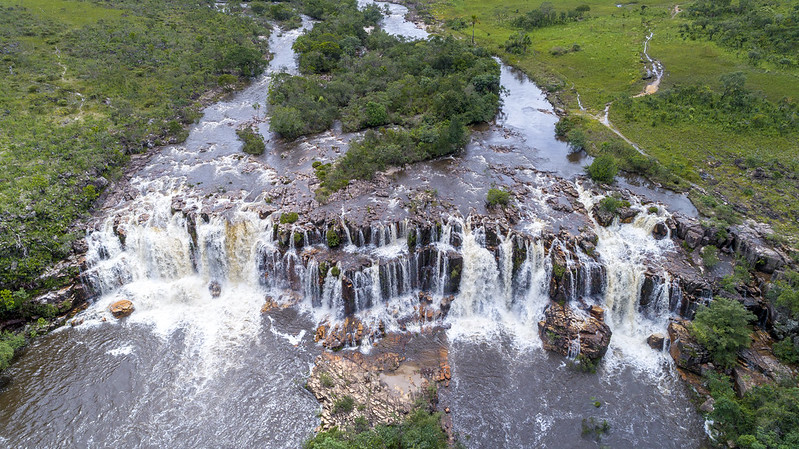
705;374;799;449
690;297;756;368
267;0;500;200
304;409;449;449
0;0;268;313
682;0;799;67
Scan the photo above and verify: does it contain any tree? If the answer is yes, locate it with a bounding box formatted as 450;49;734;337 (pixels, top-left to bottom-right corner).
470;14;479;45
691;297;755;368
585;155;618;183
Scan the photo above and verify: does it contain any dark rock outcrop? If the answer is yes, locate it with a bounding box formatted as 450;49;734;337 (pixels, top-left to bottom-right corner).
538;302;612;362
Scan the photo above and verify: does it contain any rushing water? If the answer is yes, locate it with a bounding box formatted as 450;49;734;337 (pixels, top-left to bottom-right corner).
0;4;706;448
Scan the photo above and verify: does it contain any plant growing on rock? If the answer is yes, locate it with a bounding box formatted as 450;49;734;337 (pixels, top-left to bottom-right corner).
333;395;355;414
690;297;755;368
702;245;720;269
597;195;630;214
326;228;340;248
486;187;511;207
279;212;299;224
236;127;266;155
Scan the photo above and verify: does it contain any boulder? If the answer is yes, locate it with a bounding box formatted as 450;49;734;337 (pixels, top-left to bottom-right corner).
730;225;784;273
652;221;668;240
538;302;612;362
208;281;222;298
647;333;666;351
109;300;135;318
667;319;710;374
617;207;639;224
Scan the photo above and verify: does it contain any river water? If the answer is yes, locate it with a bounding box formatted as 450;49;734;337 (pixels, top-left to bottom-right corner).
0;3;705;448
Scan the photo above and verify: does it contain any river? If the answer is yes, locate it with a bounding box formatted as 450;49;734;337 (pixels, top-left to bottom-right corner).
0;3;705;448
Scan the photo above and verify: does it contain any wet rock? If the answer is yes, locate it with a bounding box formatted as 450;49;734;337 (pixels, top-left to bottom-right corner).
592;209;614;227
647;333;666;351
617;207;639;224
109;300;135;318
208;281;222;298
667;319;710;374
652;221;668;240
538;302;612;362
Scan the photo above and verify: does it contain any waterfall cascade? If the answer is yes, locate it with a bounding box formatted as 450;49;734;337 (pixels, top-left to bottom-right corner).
80;181;700;361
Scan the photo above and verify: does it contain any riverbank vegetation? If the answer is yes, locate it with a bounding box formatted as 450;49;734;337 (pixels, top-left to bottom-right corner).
304;409;449;449
267;0;500;201
0;0;269;318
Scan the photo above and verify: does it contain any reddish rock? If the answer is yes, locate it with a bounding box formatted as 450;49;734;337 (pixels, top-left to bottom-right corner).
538;302;611;362
109;300;134;318
667;319;710;374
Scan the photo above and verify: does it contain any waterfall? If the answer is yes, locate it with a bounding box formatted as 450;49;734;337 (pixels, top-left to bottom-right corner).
577;183;676;370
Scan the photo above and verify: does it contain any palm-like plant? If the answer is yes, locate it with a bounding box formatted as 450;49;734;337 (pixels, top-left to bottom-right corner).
470;14;479;45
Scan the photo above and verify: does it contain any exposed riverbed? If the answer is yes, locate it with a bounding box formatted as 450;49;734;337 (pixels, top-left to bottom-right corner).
0;3;706;448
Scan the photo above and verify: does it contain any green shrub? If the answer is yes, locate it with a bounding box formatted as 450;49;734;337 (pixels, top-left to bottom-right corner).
647;205;659;214
691;298;755;368
586;155;618;183
330;266;341;277
236;127;266;155
598;195;630;214
363;101;388;128
333;395;355;414
0;332;25;372
218;74;238;90
319;372;335;388
326;228;341;248
769;270;799;317
566;128;587;151
486;187;511;207
270;106;305;139
702;245;720;269
280;212;299;224
504;32;532;54
581;417;610;441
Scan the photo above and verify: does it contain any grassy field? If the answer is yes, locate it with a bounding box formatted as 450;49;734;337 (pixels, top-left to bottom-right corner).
416;0;799;241
0;0;269;309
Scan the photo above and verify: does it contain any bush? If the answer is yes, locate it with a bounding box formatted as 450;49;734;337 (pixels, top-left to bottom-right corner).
586;155;618;183
702;245;720;269
691;298;755;368
598;195;630;214
486;187;511;207
330;266;341;277
363;101;388;128
566;128;587;151
270;106;305;139
279;212;299;224
333;395;355;414
0;332;25;372
218;74;238;91
236;127;266;155
326;228;340;248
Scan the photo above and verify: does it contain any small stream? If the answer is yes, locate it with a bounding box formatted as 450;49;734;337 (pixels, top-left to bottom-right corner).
0;4;704;448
